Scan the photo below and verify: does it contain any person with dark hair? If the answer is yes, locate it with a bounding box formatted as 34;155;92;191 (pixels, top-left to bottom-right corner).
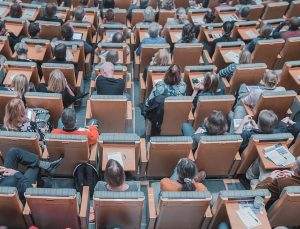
0;147;63;203
238;6;251;20
96;159;140;191
160;158;207;191
74;6;85;21
40;3;63;24
111;32;130;54
51;108;99;145
79;0;89;7
145;64;186;106
0;20;21;51
28;22;41;39
103;0;115;8
208;21;236;56
104;9;115;24
246;24;273;52
273;17;300;40
182;111;228;151
61;23;93;54
9;3;22;18
127;0;149;20
177;23;198;43
47;43;71;64
105;50;120;65
191;72;223;109
96;62;125;95
136;22;167;56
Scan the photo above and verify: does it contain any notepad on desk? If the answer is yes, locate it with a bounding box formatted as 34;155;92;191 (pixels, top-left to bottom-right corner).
237;207;261;229
263;144;295;166
223;51;239;64
22;8;36;19
245;30;257;39
193;17;204;24
107;152;124;168
213;33;223;39
0;7;7;16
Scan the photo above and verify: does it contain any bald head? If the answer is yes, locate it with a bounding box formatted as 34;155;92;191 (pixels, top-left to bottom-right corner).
101;62;115;78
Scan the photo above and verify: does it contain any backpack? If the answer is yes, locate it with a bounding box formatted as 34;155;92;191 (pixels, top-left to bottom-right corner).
73;163;99;196
142;95;167;135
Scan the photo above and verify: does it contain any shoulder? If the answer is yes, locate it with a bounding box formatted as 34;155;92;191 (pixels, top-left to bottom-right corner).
160;178;181;191
195;182;207;191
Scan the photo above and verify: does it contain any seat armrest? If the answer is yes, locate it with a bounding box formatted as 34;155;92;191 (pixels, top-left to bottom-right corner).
126;101;133;128
201;207;213;229
84;53;91;79
76;71;84;89
229;152;241;175
89;144;97;166
188;110;194;124
140;74;146;103
23;202;33;227
41;147;49;160
140;138;147;176
147;187;157;229
202;50;213;64
130;30;136;45
85;100;92;122
220;77;230;94
92;34;98;44
79;186;90;229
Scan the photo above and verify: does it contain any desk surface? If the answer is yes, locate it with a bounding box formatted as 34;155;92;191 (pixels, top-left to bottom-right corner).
6;22;23;37
288;68;300;86
66;47;80;63
189;72;205;90
226;202;271;229
27;43;47;62
22;7;40;22
238;27;259;41
256;143;294;170
56;10;68;22
218;12;239;23
204;28;223;43
4;69;32;85
220;48;241;64
169;30;182;43
0;6;9;18
102;145;136;171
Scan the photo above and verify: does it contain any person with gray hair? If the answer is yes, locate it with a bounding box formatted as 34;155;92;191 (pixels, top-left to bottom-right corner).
14;42;29;61
136;22;166;56
74;6;85;21
256;156;300;208
143;6;155;23
127;0;149;20
52;108;99;145
105;50;120;65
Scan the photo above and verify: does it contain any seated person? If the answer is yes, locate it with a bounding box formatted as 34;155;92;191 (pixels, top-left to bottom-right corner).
145;64;186;106
39;3;63;24
0;147;63;203
192;72;223;110
0;20;21;52
0;54;7;84
256;157;300;208
9;3;22;18
111;32;130;55
51;108;99;145
28;22;41;39
160;0;176;10
246;24;273;53
96;62;125;95
127;0;149;21
182;111;228;151
61;23;93;54
2;98;50;142
14;42;43;76
142;48;171;81
136;22;167;56
96;159;140;191
160;158;207;191
273;17;300;40
134;6;155;28
177;23;198;44
218;49;252;81
237;6;250;21
235;0;256;10
48;43;73;64
103;8;117;24
235;110;279;153
105;50;121;66
79;0;89;7
208;21;237;56
37;69;77;108
72;6;96;34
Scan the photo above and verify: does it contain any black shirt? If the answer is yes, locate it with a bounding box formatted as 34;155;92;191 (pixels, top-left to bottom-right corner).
209;34;237;56
37;83;76;108
39;15;63;24
96;75;125;95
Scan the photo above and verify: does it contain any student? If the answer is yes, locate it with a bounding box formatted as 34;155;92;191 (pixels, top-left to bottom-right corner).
182;111;228;151
235;110;279;153
48;43;73;64
192;72;223;110
28;22;41;39
39;3;63;24
105;50;120;65
96;159;140;191
134;6;155;28
51;108;99;145
9;3;22;18
177;23;198;43
160;158;207;191
127;0;149;21
0;147;63;203
246;24;273;53
273;17;300;40
160;0;176;10
237;6;251;21
145;64;186;106
218;49;252;81
0;21;21;51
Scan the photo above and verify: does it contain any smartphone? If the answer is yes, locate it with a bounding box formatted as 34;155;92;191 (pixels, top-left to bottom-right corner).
26;109;33;120
192;78;199;84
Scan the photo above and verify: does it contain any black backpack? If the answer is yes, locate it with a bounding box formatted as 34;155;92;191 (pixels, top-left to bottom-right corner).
73;163;99;196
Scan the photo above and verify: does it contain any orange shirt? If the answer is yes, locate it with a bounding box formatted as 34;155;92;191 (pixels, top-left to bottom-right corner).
160;178;207;192
51;125;99;145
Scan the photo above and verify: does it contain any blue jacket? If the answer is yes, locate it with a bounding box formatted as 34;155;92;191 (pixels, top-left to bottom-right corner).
136;37;167;56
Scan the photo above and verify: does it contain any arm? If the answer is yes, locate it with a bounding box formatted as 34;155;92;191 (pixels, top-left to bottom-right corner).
14;172;33;198
273;22;286;39
235;115;252;134
218;64;236;79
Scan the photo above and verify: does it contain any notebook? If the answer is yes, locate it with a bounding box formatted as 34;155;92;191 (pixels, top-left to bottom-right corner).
263;144;295;166
223;51;239;64
73;32;83;40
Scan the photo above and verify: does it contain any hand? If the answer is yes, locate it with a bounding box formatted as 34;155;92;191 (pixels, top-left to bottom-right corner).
242;115;252;124
194;83;203;91
278;170;292;178
269;170;282;179
0;166;6;174
250;119;258;129
3;168;18;176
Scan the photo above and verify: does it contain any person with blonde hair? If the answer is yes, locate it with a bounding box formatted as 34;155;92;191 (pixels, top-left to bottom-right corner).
142;49;171;81
218;49;252;81
11;74;29;101
37;69;76;108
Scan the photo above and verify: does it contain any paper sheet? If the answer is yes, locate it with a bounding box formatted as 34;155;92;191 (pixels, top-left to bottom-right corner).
264;145;295;166
66;49;74;60
223;51;239;64
233;119;243;129
236;207;261;229
245;30;257;39
213;33;223;39
221;14;238;22
107;152;124;168
0;7;7;16
73;32;83;40
193;17;204;24
22;8;36;19
175;33;182;40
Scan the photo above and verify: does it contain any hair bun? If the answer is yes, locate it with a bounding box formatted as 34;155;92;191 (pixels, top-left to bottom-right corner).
184;178;192;183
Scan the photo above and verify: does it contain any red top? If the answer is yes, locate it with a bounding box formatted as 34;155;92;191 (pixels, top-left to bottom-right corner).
51;125;99;145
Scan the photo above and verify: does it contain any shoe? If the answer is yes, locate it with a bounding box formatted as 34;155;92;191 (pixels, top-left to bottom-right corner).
46;155;64;175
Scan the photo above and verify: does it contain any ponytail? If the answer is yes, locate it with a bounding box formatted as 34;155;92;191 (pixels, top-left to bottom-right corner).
181;178;196;191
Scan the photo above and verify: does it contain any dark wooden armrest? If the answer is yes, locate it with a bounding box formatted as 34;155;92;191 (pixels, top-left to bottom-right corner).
76;71;84;89
89;144;97;166
220;77;230;94
229;152;241;175
140;74;146;103
79;186;90;229
200;207;213;229
140;138;147;176
85;100;92;122
202;50;213;64
188;150;195;161
23;202;33;227
147;187;157;229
